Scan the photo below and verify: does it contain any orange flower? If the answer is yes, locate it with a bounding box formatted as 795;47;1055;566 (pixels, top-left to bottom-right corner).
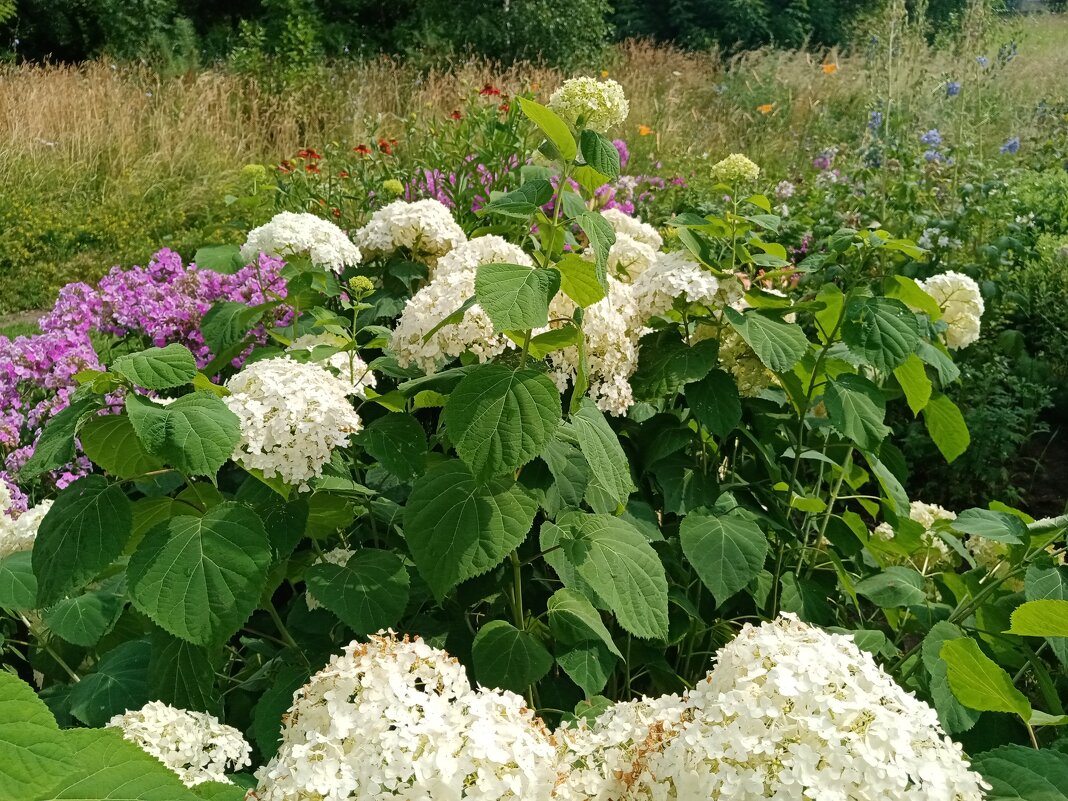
479;84;501;97
530;81;540;92
822;63;839;74
638;124;654;136
353;144;372;156
600;69;609;78
757;103;774;114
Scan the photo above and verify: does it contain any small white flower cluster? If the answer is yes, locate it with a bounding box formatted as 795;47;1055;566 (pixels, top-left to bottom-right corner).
287;333;377;398
873;500;958;572
918;227;963;251
710;153;761;184
548;77;630;133
0;485;52;559
255;632;559;801
306;546;354;610
638;615;988;801
224;356;363;490
106;701;251;787
389;236;532;373
630;251;722;320
241;211;362;273
355;199;467;262
918;271;984;350
599;209;663;251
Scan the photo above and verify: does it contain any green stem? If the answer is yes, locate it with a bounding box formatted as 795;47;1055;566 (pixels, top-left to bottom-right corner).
264;602;310;668
19;613;80;683
509;550;525;630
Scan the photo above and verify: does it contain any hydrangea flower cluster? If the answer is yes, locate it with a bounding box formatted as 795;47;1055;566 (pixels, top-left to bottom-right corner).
710;153;761;183
630;251;722;320
918;271;984;350
548;77;630;133
599;208;664;251
0;482;52;558
241;211;362;273
872;500;959;572
355;198;467;262
390;236;533;372
640;615;988;801
255;632;559;801
106;701;251;787
287;333;377;398
223;357;364;490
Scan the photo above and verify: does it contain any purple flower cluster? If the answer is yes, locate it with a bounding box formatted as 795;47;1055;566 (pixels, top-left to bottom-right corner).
404;155;520;214
3;248;291;490
40;248;290;366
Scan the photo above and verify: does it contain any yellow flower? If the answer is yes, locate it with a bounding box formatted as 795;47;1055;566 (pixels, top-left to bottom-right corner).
756;103;774;115
600;69;609;78
638;124;654;136
382;179;405;196
822;63;839;74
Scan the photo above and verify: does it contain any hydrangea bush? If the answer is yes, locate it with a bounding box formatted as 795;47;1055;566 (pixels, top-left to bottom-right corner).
1;76;1067;800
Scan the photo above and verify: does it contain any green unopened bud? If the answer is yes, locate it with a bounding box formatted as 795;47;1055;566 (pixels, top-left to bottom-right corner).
241;163;268;183
348;275;375;299
382;179;405;196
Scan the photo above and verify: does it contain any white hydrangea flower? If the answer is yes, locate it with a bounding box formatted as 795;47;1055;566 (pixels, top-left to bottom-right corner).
224;357;363;490
106;701;251;787
355;199;467;261
390;238;535;373
716;328;775;397
548;278;643;417
873;500;958;572
0;497;52;559
306;546;355;610
255;632;558;801
287;333;377;398
599;209;663;251
240;211;361;273
586;232;658;283
918;271;984;350
630;251;721;320
548;77;629;133
554;695;687;801
710;153;761;183
643;615;988;801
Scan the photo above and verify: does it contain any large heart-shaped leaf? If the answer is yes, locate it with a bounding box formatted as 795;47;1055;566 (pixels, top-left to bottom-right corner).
471;620;553;692
475;264;560;331
841;296;920;373
306;549;410;635
112;344;198;390
680;510;768;606
724;307;809;373
127;392;241;477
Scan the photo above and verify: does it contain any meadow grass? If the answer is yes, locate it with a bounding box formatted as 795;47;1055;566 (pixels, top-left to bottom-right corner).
0;10;1065;314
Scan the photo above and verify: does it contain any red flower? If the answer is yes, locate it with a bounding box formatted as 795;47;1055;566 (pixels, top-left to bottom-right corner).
331;207;341;218
338;170;350;178
278;160;295;173
450;110;463;120
498;102;510;113
479;83;501;96
296;148;322;160
305;163;321;174
353;144;372;156
377;137;397;155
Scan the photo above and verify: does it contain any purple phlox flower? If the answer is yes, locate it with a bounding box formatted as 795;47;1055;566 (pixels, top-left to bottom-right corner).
612;139;630;170
812;147;837;171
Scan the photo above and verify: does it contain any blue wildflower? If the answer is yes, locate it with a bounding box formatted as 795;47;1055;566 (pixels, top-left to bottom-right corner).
868;111;883;131
924;150;942;162
976;55;989;67
920;129;942;146
946;81;961;97
1000;137;1020;154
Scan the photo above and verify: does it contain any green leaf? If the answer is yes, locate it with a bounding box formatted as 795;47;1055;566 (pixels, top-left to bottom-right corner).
69;640;151;727
148;631;221;715
556;254;606;307
20;398;99;480
201;301;262;355
79;414;165;479
306;549;410;635
824;374;890;451
685;368;741;439
1008;600;1068;637
560;513;669;640
923;392;970;463
444;364;561;481
884;274;942;319
354;414;427;480
194;243;243;274
724;307;809;373
1025;565;1068;665
570;399;634;508
631;335;717;401
126;392;241;478
471;620;553;692
579;129;621;179
481;180;554;218
0;552;37;610
252;664;308;761
893;353;933;415
112;344;198;390
547;588;622;657
576;211;615;291
971;744;1068;801
42;580;125;647
951;508;1026;544
33;475;132;606
855;566;927;607
556;640;616;697
475;264;560;331
841;296;920;372
518;97;577;161
526;325;582;359
921;621;981;734
940;638;1032;718
404;460;537;599
0;671;76;801
128;502;271;646
680;511;769;606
